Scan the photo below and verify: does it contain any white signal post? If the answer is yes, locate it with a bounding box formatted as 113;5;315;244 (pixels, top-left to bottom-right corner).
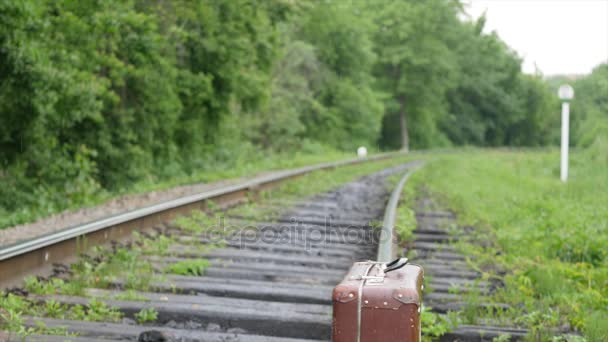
558;84;574;182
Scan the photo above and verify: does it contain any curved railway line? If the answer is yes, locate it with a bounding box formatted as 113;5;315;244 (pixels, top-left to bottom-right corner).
1;157;529;341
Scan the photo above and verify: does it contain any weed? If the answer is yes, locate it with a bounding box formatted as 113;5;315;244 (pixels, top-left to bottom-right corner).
461;286;482;324
139;234;175;256
165;259;210;276
43;300;67;319
68;244;155;292
583;311;608;342
135;307;158;324
0;293;29;333
114;290;149;302
447;284;461;295
492;335;511;342
395;205;416;242
78;299;122;322
31;320;73;337
421;306;455;340
0;293;74;338
206;200;218;212
369;220;383;230
226;202;279;221
173;215;204;235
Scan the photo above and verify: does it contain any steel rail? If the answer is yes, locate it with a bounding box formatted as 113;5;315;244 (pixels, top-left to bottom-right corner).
376;162;424;262
0;153;402;286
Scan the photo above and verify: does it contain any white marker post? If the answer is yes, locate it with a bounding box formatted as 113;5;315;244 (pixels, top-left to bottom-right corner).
357;146;368;158
558;84;574;182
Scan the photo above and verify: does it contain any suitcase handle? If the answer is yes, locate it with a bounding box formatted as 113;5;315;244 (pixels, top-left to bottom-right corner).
384;257;408;273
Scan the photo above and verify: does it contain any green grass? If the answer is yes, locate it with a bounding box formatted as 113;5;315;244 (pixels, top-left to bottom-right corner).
0;150;361;229
165;259;210;276
0;293;121;339
402;148;607;341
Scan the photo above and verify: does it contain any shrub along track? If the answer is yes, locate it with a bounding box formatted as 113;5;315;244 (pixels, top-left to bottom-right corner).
2;163;411;341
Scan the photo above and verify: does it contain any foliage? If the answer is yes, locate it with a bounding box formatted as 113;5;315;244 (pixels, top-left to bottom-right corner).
0;294;72;339
138;234;174;256
369;0;460;150
366;1;559;150
0;0;569;228
173;211;222;235
0;291;121;338
165;259;210;276
406;149;608;340
395;204;416;243
74;299;122;322
442;19;559;148
0;0;347;228
421;306;454;340
583;311;608;342
492;335;512;342
0;148;351;229
135;307;158;324
113;290;149;302
295;1;384;150
570;64;608;163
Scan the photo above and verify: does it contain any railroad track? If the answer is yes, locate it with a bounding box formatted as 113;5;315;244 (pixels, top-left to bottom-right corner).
0;154;398;288
408;199;529;341
0;159;410;341
1;158;530;341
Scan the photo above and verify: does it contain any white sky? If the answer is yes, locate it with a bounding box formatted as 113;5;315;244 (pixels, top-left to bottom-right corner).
465;0;608;75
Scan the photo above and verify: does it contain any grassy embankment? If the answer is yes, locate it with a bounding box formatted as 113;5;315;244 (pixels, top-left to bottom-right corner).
0;150;379;230
396;149;607;341
0;154;413;338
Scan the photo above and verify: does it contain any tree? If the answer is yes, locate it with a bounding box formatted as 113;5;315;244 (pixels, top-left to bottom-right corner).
0;0;563;225
369;0;460;150
295;0;384;150
571;64;608;162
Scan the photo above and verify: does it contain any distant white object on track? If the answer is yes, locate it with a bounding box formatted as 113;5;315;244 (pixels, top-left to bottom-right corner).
357;146;368;158
558;84;574;182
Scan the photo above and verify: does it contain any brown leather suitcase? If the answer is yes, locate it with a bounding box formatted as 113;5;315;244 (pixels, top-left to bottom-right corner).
332;258;424;342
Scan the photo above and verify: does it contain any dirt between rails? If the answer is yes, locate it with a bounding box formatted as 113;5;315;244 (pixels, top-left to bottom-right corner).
0;171;279;248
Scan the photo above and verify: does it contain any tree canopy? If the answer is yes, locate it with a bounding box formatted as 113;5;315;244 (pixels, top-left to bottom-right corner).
569;64;608;162
1;0;594;219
